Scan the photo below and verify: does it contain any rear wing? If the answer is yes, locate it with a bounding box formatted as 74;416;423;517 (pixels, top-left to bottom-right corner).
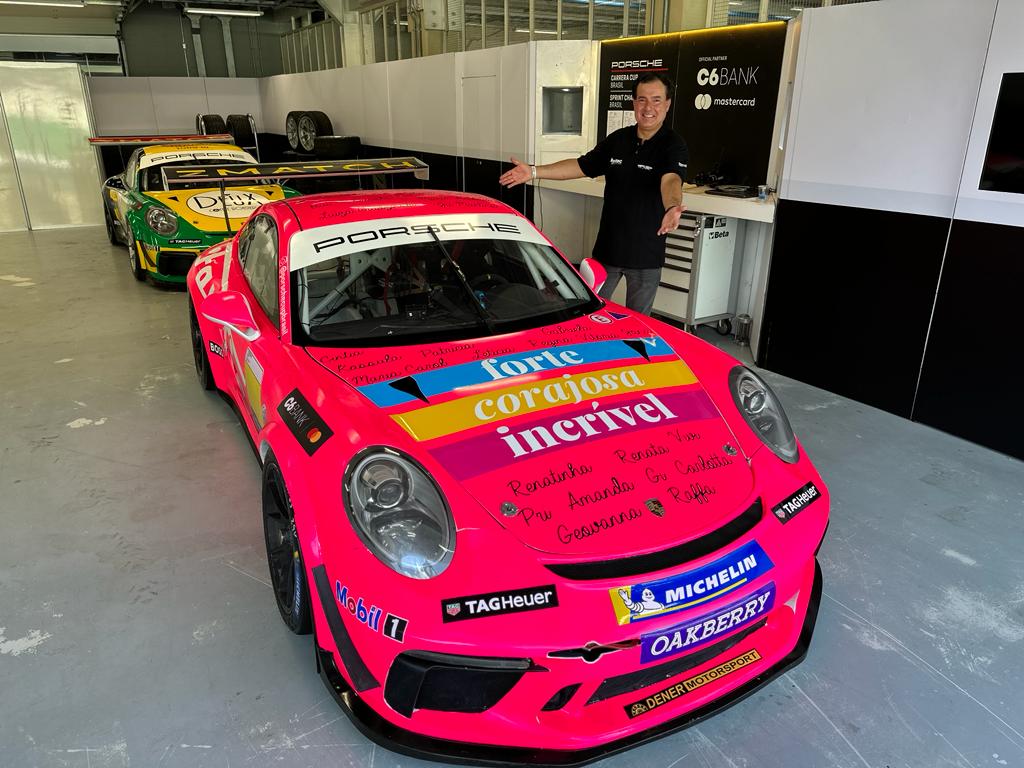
161;156;429;185
88;133;234;146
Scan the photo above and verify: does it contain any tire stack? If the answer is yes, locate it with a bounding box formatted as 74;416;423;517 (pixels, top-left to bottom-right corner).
196;113;226;135
284;110;333;154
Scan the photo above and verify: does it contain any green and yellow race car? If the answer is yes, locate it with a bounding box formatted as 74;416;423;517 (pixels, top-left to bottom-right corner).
94;135;299;284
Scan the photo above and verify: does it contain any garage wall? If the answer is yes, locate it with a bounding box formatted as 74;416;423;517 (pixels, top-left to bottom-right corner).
763;0;1024;461
87;76;263;135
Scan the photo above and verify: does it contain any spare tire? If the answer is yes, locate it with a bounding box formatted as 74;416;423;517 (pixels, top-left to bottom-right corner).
297;111;333;153
285;111;302;151
312;135;361;159
197;113;226;135
226;114;256;147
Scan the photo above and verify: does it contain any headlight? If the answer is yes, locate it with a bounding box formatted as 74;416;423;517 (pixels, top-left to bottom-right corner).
729;366;799;463
145;206;178;236
343;447;455;579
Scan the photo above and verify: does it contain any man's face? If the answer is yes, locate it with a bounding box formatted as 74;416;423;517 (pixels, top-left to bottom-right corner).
633;80;671;133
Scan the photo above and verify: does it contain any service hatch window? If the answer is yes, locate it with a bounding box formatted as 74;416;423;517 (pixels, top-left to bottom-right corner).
242;214;280;326
289;214;600;346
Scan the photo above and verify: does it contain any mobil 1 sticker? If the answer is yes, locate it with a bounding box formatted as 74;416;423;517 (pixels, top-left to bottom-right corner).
640;582;774;664
771;482;821;523
277;389;333;456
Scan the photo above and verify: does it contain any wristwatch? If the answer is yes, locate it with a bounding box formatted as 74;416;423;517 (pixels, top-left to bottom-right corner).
530;165;538;180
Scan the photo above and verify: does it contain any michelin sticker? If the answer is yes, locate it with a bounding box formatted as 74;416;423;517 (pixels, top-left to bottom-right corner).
610;540;773;625
640;582;774;663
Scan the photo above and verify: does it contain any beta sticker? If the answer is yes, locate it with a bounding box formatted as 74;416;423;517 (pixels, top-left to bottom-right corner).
625;649;762;718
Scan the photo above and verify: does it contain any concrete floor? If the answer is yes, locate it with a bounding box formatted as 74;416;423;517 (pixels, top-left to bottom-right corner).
1;225;1022;768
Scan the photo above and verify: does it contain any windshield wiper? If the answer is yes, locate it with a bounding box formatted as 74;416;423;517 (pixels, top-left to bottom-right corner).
425;228;497;335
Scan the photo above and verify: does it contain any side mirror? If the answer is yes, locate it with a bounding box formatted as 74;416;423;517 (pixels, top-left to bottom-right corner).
201;291;260;341
106;175;126;191
579;258;607;294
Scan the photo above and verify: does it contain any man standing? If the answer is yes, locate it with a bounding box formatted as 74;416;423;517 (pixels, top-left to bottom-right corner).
499;73;688;316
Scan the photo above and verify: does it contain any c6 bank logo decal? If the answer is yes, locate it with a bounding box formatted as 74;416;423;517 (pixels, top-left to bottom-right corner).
277;389;334;456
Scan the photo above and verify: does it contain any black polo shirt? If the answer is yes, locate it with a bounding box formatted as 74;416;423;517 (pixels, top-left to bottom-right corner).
577;123;688;269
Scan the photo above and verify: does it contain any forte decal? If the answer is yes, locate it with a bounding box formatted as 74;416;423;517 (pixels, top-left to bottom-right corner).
357;337;674;407
609;540;773;625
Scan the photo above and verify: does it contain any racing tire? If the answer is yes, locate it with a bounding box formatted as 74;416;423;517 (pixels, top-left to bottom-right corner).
103;206;119;245
262;456;313;635
297;111;333;153
226;114;255;147
312;135;361;160
197;113;226;135
127;238;146;282
285;111;302;151
189;299;216;391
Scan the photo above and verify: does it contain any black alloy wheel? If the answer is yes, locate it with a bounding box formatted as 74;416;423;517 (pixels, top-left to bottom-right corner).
189;300;215;391
127;238;146;281
263;457;312;635
297;111;333;153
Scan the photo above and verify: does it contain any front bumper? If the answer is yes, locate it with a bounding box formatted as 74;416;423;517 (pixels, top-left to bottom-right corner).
313;559;823;766
139;243;205;283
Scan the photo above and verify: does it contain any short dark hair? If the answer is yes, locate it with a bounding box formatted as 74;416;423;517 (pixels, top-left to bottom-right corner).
632;73;675;100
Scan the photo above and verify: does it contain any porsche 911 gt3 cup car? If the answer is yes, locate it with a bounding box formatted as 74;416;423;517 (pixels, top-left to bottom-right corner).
185;160;829;764
93;134;299;284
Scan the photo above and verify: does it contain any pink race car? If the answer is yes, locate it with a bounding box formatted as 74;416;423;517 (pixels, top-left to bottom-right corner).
186;166;829;763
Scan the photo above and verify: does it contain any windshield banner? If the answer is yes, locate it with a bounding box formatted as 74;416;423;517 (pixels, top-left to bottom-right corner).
288;213;552;272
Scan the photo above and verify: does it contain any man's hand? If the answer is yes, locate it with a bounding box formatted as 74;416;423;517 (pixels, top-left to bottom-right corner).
658;204;685;235
499;157;532;188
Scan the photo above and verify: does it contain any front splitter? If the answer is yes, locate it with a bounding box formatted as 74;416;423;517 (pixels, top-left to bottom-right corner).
314;559;824;767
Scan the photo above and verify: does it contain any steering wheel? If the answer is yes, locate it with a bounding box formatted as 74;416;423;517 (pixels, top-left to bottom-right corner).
469;273;509;292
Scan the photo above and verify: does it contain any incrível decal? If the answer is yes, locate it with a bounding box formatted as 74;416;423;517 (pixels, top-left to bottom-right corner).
278;389;334;456
640;583;774;663
441;585;558;623
625;650;762;718
610;540;774;625
771;482;821;524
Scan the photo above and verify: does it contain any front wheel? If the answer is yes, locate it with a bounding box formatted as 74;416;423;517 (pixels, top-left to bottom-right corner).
189;300;215;391
103;206;119;245
127;238;146;281
263;457;312;635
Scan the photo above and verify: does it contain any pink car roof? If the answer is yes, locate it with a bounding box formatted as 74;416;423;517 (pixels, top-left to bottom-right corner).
284;189;517;230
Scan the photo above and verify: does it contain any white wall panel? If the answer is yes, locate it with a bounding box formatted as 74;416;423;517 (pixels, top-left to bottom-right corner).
954;0;1024;228
780;0;996;217
202;78;263;131
534;40;596;165
499;44;530;163
148;77;209;133
388;54;457;154
87;76;158;136
358;63;392;149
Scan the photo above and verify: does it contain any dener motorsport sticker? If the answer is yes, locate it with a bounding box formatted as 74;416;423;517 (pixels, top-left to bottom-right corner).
625;650;762;718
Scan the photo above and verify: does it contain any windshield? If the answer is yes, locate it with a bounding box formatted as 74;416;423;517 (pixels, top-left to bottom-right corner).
292;233;601;346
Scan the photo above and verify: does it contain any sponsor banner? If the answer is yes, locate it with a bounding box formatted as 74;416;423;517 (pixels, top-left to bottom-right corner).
140;148;252;169
610;540;773;625
358;336;674;408
391;360;695;442
429;387;718;480
184;189;270;218
640;582;774;663
335;582;408;642
771;481;821;523
625;649;761;718
288;213;550;272
441;585;558;623
277;389;334;456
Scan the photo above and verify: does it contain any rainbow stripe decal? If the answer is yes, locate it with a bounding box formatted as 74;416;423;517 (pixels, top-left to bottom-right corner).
391;360;695;442
357;337;674;408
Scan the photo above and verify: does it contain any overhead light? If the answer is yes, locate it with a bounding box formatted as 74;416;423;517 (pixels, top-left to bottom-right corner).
85;0;122;5
515;28;557;34
185;6;264;16
790;6;803;9
728;1;743;4
0;0;85;7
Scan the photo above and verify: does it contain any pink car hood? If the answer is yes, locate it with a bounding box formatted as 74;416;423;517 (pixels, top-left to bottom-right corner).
307;312;753;558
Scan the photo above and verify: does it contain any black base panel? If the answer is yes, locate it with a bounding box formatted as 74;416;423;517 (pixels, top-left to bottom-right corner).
913;218;1024;460
759;199;949;417
314;561;823;767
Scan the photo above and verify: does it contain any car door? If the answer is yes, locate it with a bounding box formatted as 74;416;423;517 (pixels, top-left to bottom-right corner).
225;213;281;434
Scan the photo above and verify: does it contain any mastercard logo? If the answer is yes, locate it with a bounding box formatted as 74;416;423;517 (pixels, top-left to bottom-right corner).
307;427;322;443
